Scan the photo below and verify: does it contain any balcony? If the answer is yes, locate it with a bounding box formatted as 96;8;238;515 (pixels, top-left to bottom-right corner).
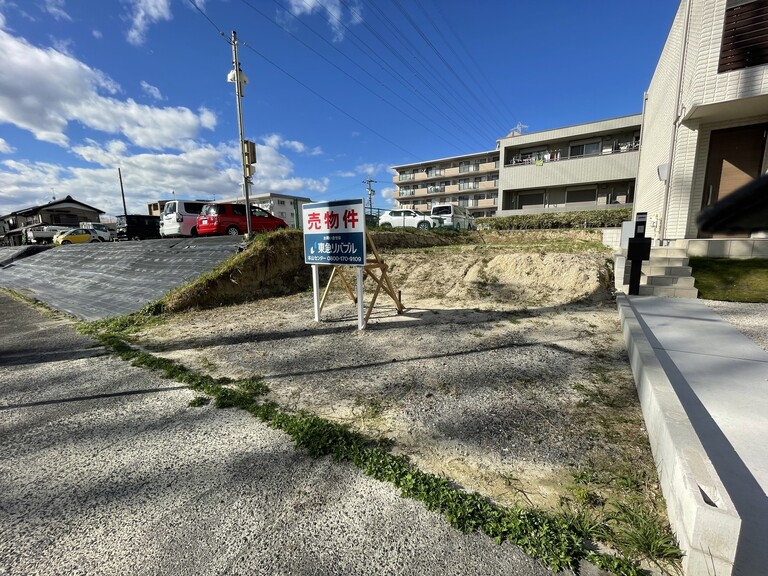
469;198;499;208
499;148;639;191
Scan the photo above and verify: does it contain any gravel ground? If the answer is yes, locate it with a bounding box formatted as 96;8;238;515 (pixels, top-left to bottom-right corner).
1;292;555;576
700;300;768;352
135;248;643;510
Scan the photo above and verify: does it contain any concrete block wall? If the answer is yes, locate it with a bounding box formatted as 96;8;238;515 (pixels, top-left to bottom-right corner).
674;239;768;259
617;296;741;575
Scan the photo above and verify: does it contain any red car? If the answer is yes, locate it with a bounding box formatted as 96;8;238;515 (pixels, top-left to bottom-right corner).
197;202;288;236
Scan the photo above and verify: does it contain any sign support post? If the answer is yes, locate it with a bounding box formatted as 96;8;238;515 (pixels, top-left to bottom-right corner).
312;264;320;321
356;267;365;330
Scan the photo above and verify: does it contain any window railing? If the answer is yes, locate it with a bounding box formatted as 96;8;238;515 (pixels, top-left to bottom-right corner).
399;173;415;181
459;182;480;191
398;189;415;197
504;141;639;167
426;168;445;177
459;164;481;173
427;185;445;194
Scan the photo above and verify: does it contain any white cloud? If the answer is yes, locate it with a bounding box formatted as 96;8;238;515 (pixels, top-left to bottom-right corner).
379;186;396;202
92;30;102;39
140;80;163;101
43;0;71;21
355;162;388;176
0;26;215;149
50;36;74;55
261;134;322;156
125;0;172;46
0;138;329;216
285;0;363;42
0;137;13;153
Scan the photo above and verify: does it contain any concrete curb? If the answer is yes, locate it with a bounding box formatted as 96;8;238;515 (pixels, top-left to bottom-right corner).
616;294;740;576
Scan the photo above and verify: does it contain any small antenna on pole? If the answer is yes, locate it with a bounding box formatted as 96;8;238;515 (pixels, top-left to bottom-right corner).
511;121;528;136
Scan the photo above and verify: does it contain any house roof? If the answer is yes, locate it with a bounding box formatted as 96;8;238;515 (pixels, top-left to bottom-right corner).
7;195;105;217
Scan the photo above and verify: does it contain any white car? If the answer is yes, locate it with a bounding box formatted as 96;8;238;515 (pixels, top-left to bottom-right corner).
378;209;438;230
80;222;113;242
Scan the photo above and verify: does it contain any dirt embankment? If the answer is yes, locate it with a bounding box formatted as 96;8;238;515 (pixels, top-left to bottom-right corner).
163;229;614;313
139;230;654;513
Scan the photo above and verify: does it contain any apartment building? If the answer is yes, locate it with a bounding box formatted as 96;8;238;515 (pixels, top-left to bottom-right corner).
391;116;641;220
251;192;312;228
392;151;500;218
496;115;641;216
635;0;768;243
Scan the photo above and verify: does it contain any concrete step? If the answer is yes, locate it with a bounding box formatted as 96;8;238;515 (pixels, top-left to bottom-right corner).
644;275;696;287
642;264;693;277
650;247;688;258
635;285;699;298
644;256;690;267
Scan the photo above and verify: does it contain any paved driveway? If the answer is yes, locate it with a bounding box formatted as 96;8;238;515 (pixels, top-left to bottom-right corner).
0;292;555;575
0;237;242;320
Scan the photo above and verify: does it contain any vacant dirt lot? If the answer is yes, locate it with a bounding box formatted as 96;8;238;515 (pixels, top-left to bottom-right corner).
136;231;657;512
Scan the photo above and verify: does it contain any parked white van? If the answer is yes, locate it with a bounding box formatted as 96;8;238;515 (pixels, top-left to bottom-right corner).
160;199;209;237
430;204;474;230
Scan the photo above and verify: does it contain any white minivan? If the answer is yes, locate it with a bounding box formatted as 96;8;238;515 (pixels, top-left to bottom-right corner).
160;199;209;237
430;204;474;230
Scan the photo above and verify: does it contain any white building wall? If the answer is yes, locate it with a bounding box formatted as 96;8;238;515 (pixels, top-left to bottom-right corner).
634;2;687;239
638;0;768;241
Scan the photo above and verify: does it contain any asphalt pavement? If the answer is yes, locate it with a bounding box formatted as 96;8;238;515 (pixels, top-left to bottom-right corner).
0;237;243;320
0;292;557;576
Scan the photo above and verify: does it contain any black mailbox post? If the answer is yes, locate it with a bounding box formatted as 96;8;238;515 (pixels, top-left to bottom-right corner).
626;212;652;296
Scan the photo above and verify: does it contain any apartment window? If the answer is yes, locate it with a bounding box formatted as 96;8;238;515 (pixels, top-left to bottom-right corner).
719;0;768;73
569;139;601;158
459;161;470;173
278;199;286;205
566;187;597;204
517;191;544;209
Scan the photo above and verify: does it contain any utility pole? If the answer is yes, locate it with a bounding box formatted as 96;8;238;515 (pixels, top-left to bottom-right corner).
118;167;127;217
228;31;252;238
363;179;381;214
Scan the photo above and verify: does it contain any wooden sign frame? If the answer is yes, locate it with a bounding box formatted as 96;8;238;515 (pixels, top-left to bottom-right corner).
318;230;403;326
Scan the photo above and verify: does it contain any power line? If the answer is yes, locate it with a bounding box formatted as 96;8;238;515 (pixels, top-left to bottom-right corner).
387;0;504;140
239;0;465;151
241;43;420;159
350;0;495;148
419;0;509;131
185;0;422;160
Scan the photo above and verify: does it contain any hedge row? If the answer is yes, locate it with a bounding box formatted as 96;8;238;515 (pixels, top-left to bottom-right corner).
476;208;632;231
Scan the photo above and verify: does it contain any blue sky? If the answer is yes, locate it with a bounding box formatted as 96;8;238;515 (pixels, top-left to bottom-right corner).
0;0;680;220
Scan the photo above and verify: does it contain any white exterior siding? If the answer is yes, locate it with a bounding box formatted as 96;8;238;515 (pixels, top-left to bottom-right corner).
497;152;638;192
635;1;688;239
637;0;768;241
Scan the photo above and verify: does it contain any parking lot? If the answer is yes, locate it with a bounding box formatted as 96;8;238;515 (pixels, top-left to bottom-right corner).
0;236;243;320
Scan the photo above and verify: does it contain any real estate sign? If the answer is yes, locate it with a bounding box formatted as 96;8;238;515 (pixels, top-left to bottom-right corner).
302;199;367;266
